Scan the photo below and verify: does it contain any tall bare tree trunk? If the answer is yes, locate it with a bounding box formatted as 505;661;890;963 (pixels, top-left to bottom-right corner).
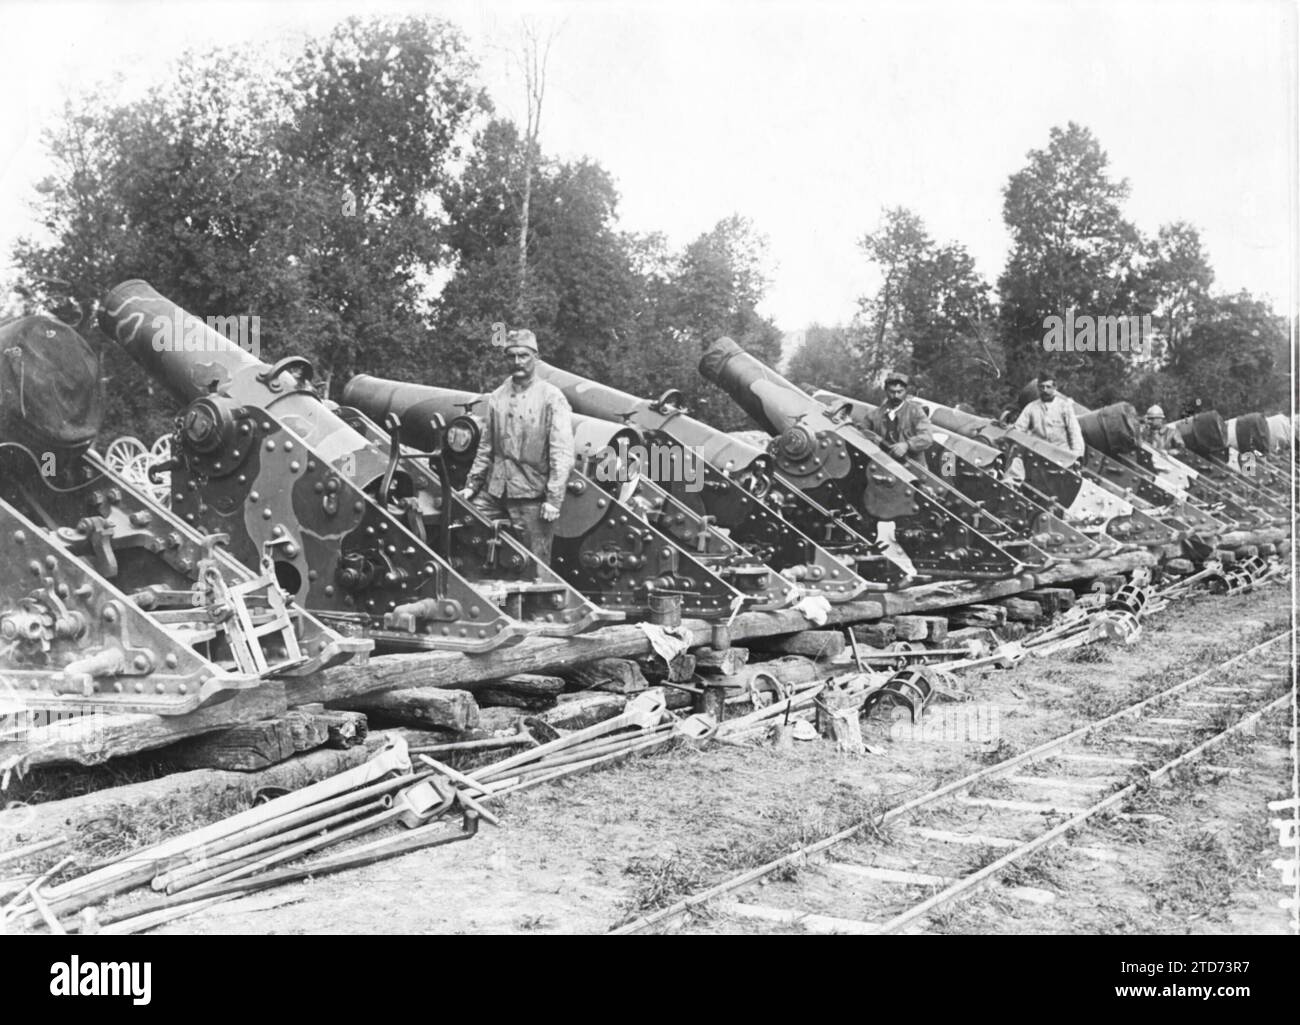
516;21;555;319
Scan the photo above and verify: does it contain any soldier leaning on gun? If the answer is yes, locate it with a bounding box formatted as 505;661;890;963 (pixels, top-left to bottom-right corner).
865;371;934;465
1013;373;1085;463
458;329;574;570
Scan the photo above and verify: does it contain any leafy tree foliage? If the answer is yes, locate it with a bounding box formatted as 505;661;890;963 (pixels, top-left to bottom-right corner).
435;118;647;391
664;215;783;429
1166;291;1289;417
11;16;487;437
997;122;1145;405
849;208;1001;409
786;324;865;395
1133;221;1215;366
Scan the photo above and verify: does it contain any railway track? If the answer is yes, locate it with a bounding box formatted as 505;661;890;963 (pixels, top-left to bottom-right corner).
613;628;1296;935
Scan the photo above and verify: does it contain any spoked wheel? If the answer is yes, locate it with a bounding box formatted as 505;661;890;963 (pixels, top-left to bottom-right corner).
103;436;147;474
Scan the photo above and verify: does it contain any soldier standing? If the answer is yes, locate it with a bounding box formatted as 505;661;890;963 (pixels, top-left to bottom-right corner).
459;329;574;568
864;371;934;466
1013;374;1085;462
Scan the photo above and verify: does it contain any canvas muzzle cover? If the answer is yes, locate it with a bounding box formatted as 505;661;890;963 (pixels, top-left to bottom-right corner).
0;316;103;448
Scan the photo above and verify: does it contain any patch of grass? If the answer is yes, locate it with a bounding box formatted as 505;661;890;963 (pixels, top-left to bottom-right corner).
998;846;1068;890
966;776;1015;799
924;898;985;935
716;794;887;880
4;753;183;806
620;848;710;915
1148;830;1239;918
75;786;252;864
1066;645;1110;664
515;913;550;931
1072;680;1113;719
976;737;1017;765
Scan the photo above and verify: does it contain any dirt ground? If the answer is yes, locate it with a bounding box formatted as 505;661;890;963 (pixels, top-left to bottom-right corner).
138;580;1294;936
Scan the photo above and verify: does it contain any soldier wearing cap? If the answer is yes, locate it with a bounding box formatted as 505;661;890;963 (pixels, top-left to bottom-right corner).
1141;404;1183;451
459;328;574;568
864;371;934;466
1013;373;1084;461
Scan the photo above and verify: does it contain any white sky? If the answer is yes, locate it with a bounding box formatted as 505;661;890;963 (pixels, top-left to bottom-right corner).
0;0;1295;330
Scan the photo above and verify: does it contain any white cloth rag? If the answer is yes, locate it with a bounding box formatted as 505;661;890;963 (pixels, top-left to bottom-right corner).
638;621;690;663
793;594;832;626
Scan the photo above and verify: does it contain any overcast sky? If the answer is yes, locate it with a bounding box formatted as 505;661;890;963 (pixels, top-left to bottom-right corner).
0;0;1294;330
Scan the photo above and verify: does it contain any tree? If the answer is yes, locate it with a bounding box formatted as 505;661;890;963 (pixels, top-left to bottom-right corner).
854;207;931;383
275;15;490;387
1134;221;1215;365
852;208;1000;409
997;123;1146;406
1168;291;1288;417
661;215;783;429
12;51;315;439
11;16;488;436
786;324;864;394
512;20;558;311
436;119;646;390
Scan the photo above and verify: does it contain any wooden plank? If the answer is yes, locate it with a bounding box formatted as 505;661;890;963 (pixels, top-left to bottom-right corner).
293;599;884;710
957;797;1088;815
908;828;1020;848
0;741;379;847
851;622;895;648
170;709;335;772
330;688;479;732
916;616;949;642
472;687;557;711
0;682;288;773
1032;550;1157;585
1019;588;1077;615
996;598;1044;622
718;901;880;935
639;653;696;685
889;616;930;641
497;674;567;696
0;547;1176;771
947;604;1007;629
828;863;951;887
530;692;627;731
692;646;749;675
474;675;564;709
878;575;1031;616
563;657;649;695
753;631;845;660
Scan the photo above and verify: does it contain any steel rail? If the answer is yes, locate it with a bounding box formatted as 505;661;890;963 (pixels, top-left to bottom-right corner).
611;629;1293;934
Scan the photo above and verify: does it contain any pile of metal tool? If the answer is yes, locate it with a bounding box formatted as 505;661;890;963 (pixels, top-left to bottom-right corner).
1;738;481;934
2;694;725;934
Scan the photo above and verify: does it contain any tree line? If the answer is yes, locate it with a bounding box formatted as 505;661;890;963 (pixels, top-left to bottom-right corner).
789;123;1290;419
7;15;780;439
5;17;1287;443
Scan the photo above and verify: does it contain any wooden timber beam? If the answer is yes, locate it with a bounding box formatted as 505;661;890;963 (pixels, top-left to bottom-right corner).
0;541;1249;773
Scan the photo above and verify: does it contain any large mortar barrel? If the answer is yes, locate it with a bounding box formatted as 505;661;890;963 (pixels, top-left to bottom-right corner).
342;375;643;462
1226;412;1272;454
698;336;814;435
535;360;769;473
1077;402;1142;456
98;279;367;467
1173;410;1231;458
0;316;103;451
